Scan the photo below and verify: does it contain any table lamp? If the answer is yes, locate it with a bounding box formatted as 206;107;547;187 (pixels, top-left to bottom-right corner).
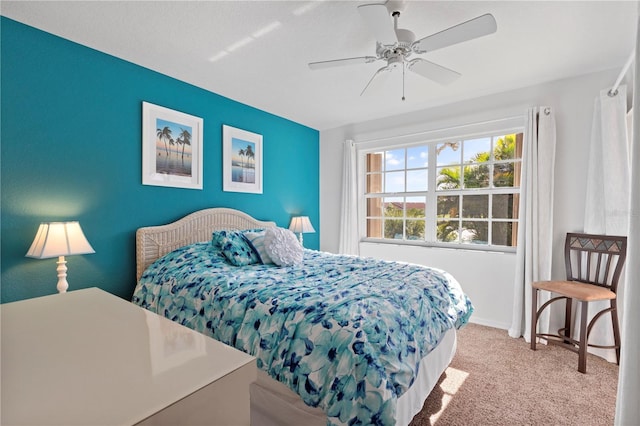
25;221;95;293
288;216;315;246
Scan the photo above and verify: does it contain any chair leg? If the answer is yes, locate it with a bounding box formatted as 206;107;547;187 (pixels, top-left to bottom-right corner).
531;287;538;350
564;297;573;344
578;300;588;373
611;299;621;365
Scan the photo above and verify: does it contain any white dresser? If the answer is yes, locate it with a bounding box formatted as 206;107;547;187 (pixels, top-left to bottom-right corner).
1;287;256;425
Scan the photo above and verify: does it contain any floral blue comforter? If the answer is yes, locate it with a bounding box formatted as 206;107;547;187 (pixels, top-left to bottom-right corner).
132;243;473;426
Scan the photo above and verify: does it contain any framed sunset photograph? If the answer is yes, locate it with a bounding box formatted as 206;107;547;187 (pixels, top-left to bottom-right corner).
222;125;263;194
142;101;203;189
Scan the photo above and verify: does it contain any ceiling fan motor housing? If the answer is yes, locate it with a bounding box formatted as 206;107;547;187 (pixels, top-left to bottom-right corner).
395;28;415;50
377;26;415;61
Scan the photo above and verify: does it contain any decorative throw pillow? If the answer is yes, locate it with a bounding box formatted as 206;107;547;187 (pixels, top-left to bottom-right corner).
243;230;273;264
211;230;260;266
263;227;303;267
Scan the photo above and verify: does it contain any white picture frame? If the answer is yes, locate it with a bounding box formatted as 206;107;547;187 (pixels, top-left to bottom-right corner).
142;101;203;190
222;124;263;194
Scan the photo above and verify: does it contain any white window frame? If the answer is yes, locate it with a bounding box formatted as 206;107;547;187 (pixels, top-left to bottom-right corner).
356;117;525;253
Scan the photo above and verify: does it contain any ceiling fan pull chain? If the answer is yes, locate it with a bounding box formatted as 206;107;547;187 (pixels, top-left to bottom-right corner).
402;64;406;101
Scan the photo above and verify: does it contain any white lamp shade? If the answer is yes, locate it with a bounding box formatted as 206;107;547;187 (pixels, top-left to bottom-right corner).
288;216;315;234
26;222;95;259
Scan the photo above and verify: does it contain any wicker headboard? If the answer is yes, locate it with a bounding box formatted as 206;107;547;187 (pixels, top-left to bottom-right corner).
136;208;276;281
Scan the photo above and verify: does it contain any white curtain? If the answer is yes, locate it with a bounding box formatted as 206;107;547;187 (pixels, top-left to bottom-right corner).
338;139;360;255
615;11;639;423
580;85;631;362
509;107;557;340
584;86;630;234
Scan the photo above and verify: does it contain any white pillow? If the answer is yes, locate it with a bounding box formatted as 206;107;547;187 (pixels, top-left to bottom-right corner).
263;227;303;267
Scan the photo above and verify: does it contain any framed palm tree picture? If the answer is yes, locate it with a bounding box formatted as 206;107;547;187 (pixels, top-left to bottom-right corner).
222;125;263;194
142;101;203;189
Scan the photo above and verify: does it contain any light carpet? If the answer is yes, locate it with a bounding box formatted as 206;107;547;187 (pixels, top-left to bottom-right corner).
410;323;619;426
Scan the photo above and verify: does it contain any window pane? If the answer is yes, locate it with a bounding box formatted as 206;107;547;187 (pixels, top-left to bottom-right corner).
463;164;489;188
367;197;383;217
462;195;488;218
362;131;522;248
367;218;383;238
437;220;459;243
437;195;459;219
407;145;428;168
493;162;516;187
385;171;405;192
461;221;488;244
384;219;403;239
463;137;490;163
406;196;425;217
385;149;405;171
436;141;460;166
493;134;519;160
366;152;383;173
366;173;383;193
436;166;461;190
383;197;403;217
492;222;515;246
406;219;425;240
406;169;427;192
492;194;517;219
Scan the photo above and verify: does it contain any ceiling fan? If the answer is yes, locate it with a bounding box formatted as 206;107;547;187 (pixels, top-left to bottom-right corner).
308;0;497;100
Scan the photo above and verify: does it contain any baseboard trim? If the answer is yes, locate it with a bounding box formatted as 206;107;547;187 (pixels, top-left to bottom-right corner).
469;317;510;330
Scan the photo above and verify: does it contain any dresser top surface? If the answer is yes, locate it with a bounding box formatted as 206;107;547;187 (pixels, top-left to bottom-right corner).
1;287;255;425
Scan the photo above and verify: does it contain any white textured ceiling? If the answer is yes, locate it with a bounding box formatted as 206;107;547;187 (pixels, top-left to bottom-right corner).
2;1;636;130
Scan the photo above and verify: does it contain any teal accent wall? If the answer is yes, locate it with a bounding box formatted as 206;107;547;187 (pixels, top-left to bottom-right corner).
1;18;320;304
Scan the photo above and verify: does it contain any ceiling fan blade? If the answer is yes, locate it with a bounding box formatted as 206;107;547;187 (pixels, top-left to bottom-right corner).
408;58;461;85
413;13;497;53
357;3;398;45
360;64;393;96
309;56;378;70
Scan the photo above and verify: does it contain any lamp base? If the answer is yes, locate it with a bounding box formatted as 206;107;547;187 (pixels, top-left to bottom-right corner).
56;255;69;293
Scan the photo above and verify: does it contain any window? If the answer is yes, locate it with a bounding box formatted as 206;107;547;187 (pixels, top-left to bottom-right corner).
363;132;523;250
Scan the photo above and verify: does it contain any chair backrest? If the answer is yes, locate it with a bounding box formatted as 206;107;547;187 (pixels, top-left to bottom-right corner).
564;233;627;292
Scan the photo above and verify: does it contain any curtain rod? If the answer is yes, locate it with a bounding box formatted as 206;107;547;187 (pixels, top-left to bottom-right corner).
609;51;635;97
352;114;524;145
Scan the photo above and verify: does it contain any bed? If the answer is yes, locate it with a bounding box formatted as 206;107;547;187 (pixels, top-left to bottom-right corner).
132;208;473;426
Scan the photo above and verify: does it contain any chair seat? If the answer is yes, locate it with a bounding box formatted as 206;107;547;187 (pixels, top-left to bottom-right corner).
532;280;616;302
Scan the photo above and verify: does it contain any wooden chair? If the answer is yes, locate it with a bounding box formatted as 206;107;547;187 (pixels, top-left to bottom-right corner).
531;232;627;373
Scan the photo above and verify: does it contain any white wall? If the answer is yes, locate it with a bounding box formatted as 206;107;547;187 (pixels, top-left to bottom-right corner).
319;68;630;329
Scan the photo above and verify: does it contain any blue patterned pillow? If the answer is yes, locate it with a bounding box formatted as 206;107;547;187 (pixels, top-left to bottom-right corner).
211;230;260;266
243;230;273;264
